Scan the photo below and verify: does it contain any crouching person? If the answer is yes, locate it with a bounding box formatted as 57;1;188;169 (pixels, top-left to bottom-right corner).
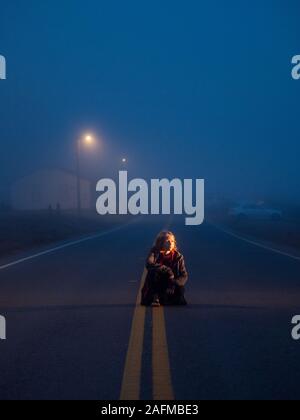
141;231;188;307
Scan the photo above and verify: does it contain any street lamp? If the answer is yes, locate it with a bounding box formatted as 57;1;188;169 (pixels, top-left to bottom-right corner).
76;133;95;216
84;135;94;146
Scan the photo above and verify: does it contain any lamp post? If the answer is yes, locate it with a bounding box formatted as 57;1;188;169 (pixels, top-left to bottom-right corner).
76;134;95;216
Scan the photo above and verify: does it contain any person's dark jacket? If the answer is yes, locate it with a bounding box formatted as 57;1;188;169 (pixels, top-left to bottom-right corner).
145;247;188;287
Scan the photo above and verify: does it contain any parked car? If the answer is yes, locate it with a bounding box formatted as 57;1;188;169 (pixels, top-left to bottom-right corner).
229;203;282;220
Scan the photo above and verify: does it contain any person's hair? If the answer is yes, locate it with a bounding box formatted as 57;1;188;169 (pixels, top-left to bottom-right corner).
154;231;178;251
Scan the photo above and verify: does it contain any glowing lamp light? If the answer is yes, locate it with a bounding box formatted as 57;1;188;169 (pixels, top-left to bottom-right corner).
84;134;94;145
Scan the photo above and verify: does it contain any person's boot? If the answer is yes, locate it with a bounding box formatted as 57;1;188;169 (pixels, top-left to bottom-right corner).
152;295;160;307
178;295;188;306
176;287;188;306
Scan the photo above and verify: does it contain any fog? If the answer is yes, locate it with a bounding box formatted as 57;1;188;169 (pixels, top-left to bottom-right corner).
1;0;300;208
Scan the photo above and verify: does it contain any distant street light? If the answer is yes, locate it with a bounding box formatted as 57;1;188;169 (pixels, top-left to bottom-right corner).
76;133;96;216
84;135;94;146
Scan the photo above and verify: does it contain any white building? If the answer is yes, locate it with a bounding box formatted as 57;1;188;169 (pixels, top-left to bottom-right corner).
11;169;92;211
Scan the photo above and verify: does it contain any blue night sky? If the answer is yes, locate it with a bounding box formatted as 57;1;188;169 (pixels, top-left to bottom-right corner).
1;0;300;202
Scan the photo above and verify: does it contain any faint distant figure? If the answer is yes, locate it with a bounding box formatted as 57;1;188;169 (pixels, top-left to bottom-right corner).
48;204;53;215
56;203;61;215
141;231;188;307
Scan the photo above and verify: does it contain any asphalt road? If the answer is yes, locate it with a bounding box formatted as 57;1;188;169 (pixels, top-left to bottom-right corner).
0;218;299;400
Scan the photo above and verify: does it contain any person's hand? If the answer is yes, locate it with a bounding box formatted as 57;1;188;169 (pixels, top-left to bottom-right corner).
166;287;175;295
169;271;175;279
162;266;174;277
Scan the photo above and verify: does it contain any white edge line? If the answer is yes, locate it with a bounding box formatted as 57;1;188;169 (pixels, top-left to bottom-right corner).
0;222;133;271
213;223;300;262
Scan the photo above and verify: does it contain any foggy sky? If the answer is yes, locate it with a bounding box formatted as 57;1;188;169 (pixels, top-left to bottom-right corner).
1;0;300;203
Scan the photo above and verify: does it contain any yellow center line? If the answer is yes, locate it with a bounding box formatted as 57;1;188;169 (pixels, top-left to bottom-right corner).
152;307;175;400
120;269;147;400
120;219;175;401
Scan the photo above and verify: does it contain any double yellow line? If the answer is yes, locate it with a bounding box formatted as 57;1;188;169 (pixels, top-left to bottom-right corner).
120;269;174;400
